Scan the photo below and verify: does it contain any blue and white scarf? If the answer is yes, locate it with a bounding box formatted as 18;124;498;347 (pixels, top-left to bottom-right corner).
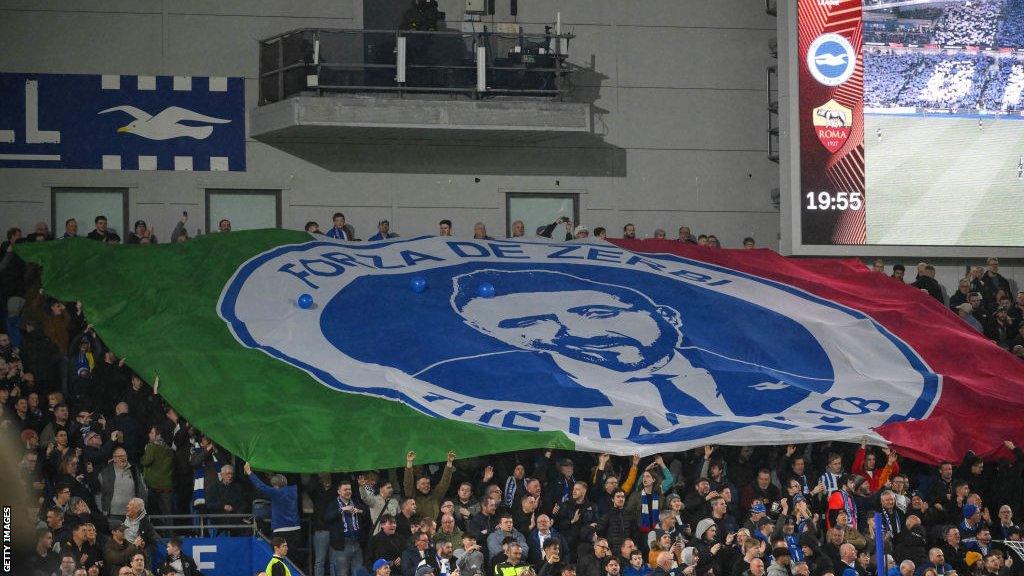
338;498;361;538
640;491;659;533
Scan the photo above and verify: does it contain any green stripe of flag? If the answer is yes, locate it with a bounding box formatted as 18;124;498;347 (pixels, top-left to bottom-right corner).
17;232;574;472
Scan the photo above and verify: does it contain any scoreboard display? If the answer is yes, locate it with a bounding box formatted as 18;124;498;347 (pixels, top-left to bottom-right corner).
790;0;1024;252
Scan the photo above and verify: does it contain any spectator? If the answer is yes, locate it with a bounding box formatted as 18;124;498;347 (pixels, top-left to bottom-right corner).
324;479;367;576
439;220;453;236
306;221;322;234
206;463;246;517
170;213;189;243
623;224;636;240
528;514;567;568
104;523;144;574
473;222;494;240
370;220;400;241
404;450;455;524
245;461;301;555
892;264;906;283
911;264;943;302
652;229;667;239
488;513;530;558
575;226;590;239
61;218;78;239
141;426;174;516
30;528;60;575
86;216;121;243
677;227;695;243
126;221;157;245
96;447;149;525
327;212;354;240
159;537;201;576
510;220;526;238
956;303;984;332
742;238;755;249
28;221;53;242
402;532;440;576
361;474;400;535
62;522;102;570
593;227;607;239
367;515;405;570
538;218;573;241
267;537;293;576
129;552;155;576
218;218;232;232
949;279;971;311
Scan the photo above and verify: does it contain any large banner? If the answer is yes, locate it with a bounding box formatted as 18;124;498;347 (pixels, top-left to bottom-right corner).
0;72;245;171
17;234;1024;470
798;0;867;244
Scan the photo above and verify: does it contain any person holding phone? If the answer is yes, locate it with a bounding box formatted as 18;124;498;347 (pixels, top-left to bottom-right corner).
171;212;189;243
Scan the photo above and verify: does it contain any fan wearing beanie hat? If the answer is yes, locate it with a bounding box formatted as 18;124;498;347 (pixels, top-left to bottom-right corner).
695;518;717;541
373;559;392;576
961;503;982;537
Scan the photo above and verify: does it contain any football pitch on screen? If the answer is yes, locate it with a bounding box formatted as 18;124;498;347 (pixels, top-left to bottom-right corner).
865;114;1024;247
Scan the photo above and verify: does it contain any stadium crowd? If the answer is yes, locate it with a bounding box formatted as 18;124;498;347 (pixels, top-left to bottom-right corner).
2;215;1024;576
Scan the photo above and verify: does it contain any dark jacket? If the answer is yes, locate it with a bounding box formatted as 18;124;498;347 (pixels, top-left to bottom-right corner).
103;536;144;571
206;478;246;514
527;528;569;568
576;549;606;576
87;229;121;243
366;531;406;568
467;511;497;540
894;525;928;567
597;506;633;552
95;463;148;515
556;499;598;555
911;275;943;302
401;546;440;576
323;498;368;549
159;551;202;576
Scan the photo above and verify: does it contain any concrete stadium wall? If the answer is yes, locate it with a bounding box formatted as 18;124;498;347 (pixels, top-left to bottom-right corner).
0;0;781;247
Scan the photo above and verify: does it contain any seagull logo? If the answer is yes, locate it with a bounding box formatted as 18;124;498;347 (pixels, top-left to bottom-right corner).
98;105;231;140
806;33;856;87
813;53;848;67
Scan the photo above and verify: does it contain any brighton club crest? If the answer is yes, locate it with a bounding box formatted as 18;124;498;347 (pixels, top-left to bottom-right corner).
812;99;853;153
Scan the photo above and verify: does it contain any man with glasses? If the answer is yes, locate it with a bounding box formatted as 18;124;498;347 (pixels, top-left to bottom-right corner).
96;447;149;525
579;538;611;576
401;532;440;576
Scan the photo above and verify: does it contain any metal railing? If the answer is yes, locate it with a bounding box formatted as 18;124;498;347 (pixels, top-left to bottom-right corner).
258;27;575;104
149;513;260;537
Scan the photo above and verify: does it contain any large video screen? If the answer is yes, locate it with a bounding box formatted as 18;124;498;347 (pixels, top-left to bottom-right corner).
797;0;1024;247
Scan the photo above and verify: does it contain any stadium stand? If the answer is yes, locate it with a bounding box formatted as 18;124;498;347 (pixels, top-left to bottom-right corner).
862;49;1024;111
932;0;1003;46
4;217;1024;576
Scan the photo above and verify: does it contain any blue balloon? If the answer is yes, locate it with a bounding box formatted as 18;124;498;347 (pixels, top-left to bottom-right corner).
410;276;428;293
297;293;314;309
478;283;496;298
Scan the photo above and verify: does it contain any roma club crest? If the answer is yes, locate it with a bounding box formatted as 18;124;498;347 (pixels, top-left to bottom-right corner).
812;99;853;153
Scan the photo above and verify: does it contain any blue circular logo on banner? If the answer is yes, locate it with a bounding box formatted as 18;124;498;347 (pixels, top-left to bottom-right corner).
219;237;939;453
807;33;856;87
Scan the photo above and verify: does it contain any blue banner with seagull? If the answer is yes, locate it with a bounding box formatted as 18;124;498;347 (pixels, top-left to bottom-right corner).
0;72;245;171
